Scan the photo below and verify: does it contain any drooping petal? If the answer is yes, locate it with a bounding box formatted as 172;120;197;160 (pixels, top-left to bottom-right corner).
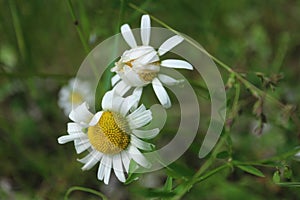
121;151;131;173
81;151;102;171
131;135;154;151
113;80;131;96
121;24;137;48
112;154;126;182
161;59;193;70
74;138;91;154
103;156;112;185
77;150;94;164
111;74;121;86
132;128;160;139
141;15;151;46
127;145;151;168
158;74;184;86
152;78;171;108
69;102;93;125
97;157;106;181
158;35;184;56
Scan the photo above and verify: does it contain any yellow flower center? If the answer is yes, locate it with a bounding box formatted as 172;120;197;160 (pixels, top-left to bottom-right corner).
87;111;130;154
70;92;83;104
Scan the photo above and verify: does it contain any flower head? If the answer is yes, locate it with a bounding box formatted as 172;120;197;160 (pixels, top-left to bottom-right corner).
57;91;159;184
58;78;93;116
111;15;193;108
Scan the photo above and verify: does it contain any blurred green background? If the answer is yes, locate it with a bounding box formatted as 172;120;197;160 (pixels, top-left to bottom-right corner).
1;0;300;199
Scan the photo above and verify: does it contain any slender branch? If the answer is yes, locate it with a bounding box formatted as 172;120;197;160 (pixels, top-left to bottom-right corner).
9;0;26;62
64;186;108;200
66;0;90;54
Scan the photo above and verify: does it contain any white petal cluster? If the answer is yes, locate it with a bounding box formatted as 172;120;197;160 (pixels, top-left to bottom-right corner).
111;15;193;108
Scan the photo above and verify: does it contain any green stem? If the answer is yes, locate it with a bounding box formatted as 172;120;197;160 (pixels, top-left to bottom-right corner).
9;0;26;62
172;163;229;200
66;0;90;54
64;186;108;200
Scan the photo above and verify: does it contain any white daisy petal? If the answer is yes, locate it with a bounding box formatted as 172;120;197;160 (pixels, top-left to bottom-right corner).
123;46;155;62
104;156;112;185
101;90;114;110
82;152;102;171
69;102;93;125
131;87;143;111
97;157;106;181
152;78;171;108
121;24;137;48
128;110;152;129
131;135;154;151
57;133;86;144
67;122;83;134
111;95;125;114
113;80;132;96
120;94;139;116
89;111;103;126
141;15;151;46
158;74;184;86
127;104;146;120
113;154;126;182
127;145;151;168
161;59;193;70
135;50;159;65
111;74;121;86
132;128;160;139
121;151;131;173
158;35;184;56
122;66;145;86
77;150;95;164
74;138;91;154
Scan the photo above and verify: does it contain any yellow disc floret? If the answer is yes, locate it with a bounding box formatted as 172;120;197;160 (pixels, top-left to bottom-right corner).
88;111;130;154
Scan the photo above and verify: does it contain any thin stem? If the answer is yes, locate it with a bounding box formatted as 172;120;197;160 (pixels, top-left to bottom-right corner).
65;0;100;79
64;186;108;200
66;0;90;54
9;0;26;62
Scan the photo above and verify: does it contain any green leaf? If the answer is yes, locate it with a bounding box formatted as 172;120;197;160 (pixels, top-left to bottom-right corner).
237;165;265;178
283;166;292;179
163;176;173;192
165;162;194;180
272;171;280;183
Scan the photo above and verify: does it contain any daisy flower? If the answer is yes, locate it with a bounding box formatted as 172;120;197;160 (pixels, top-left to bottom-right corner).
57;91;159;184
58;78;93;116
111;14;193;108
